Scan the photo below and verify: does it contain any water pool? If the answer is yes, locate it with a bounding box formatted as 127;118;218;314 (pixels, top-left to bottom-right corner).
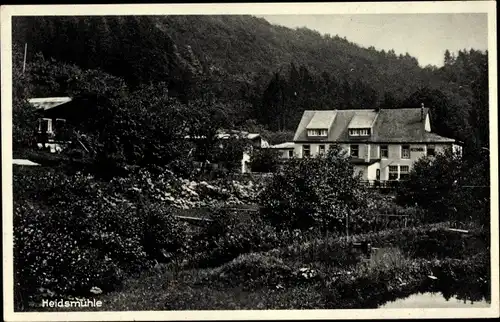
379;292;490;308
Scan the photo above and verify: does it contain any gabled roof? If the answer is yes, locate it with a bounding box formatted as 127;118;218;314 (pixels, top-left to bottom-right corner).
348;110;378;129
306;110;336;129
269;142;295;149
371;108;454;143
28;97;73;110
294;108;456;143
247;133;261;140
294;109;357;142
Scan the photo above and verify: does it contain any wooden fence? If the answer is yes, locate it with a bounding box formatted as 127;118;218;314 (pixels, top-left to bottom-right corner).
173;205;260;226
359;180;403;189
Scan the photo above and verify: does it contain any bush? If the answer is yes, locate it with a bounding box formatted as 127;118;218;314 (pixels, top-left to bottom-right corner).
142;203;190;262
348;191;424;234
12;98;39;151
189;208;282;268
14;197;146;303
250;148;280;173
211;137;248;173
259;145;366;232
13;167;188;308
397;149;489;225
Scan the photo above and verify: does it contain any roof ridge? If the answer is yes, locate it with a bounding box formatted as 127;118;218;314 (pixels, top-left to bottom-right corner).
28;96;73;100
303;109;337;112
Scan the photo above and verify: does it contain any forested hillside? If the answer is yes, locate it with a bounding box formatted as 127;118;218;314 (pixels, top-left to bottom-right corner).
12;15;489;154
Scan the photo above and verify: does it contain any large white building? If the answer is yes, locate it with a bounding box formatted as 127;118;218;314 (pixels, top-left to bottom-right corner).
285;106;462;182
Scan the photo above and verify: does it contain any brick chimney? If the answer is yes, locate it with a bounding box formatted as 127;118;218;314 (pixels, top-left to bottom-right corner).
421;103;425;122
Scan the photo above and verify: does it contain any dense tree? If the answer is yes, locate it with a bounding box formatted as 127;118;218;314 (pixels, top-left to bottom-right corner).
211;137;248;174
12;15;454;105
444;49;455;66
250;148;281;173
401;87;471;142
380;91;399;109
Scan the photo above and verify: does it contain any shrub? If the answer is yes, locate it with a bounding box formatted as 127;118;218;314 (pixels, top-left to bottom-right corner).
211;137;248;173
189;208;282;268
397;149;461;221
346;191;424;234
12;98;39;151
14;199;141;303
259;145;366;232
250;148;280;173
142;203;190;262
397;149;490;225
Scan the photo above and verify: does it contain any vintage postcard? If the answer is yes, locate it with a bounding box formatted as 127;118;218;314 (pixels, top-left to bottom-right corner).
1;2;498;321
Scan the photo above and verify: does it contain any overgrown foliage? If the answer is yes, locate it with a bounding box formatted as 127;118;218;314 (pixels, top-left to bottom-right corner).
397;149;490;226
13;166;268;309
260;145;366;232
188;209;282;268
13;167;191;309
50;223;489;311
250;148;281;173
12;98;38;150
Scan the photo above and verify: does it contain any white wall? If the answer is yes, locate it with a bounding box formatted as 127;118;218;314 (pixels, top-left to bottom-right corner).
294;142;457;181
294;143;331;158
425;114;431;132
241;151;251;173
353;165;368;180
367;163;379;181
275;148;294;159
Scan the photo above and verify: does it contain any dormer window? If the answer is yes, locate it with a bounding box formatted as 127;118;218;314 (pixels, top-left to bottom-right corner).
307;129;328;137
349;128;371;136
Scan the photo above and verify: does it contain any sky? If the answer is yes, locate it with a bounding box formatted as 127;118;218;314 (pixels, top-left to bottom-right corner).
258;14;488;67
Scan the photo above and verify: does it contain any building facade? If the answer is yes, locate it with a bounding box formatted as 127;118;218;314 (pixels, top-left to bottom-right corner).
269;141;296;159
28;97;74;153
291;107;462;182
214;130;270;174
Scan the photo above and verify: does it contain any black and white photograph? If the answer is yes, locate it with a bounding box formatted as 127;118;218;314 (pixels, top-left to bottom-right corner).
1;2;498;321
